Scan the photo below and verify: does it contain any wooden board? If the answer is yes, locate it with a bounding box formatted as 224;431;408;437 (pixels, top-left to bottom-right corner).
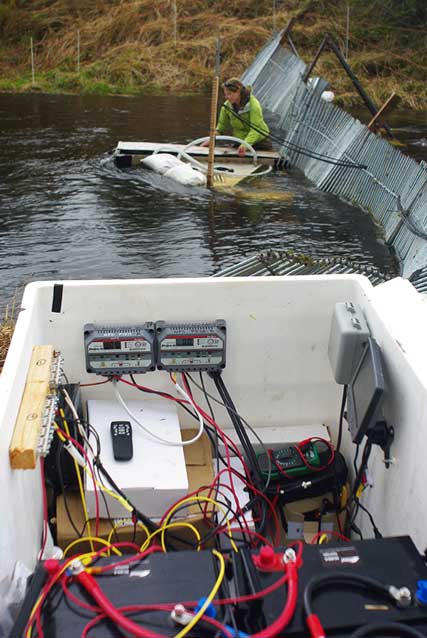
116;141;279;162
9;345;55;470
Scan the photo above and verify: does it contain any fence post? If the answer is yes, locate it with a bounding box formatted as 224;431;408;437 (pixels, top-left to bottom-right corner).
77;29;80;73
345;3;350;60
172;0;177;47
30;37;35;85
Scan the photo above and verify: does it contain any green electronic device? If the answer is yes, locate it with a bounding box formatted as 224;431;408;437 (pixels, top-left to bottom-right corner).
257;442;321;478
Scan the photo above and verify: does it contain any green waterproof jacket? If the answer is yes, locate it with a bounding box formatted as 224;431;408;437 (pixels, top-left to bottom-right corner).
216;93;269;147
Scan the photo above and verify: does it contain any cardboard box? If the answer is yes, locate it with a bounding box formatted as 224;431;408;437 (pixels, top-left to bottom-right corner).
282;491;347;543
56;429;215;552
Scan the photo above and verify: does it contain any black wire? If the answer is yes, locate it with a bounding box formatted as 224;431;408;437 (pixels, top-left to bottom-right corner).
347;437;382;538
186;372;273;489
221;103;367;169
349;622;427;638
167;495;252;550
303;572;391;617
336;385;347;454
211;372;263;484
56;443;85;538
210;374;274;540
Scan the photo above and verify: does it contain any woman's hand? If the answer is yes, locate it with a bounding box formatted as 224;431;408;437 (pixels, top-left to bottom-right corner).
237;144;247;157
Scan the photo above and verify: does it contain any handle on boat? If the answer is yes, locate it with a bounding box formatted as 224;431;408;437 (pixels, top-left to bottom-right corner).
179;136;258;165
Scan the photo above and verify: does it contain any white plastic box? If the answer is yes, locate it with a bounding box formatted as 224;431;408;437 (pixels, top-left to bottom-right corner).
86;399;188;518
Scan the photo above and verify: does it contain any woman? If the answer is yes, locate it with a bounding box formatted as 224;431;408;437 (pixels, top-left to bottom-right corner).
201;78;270;156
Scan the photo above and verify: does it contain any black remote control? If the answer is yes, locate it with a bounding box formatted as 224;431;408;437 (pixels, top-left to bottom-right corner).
110;421;133;461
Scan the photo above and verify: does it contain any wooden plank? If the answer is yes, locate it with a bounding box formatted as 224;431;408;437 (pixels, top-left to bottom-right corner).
368;92;400;132
9;345;55;470
116;141;279;160
27;345;55;384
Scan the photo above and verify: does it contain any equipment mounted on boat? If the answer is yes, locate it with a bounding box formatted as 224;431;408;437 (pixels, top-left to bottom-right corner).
113;137;281;188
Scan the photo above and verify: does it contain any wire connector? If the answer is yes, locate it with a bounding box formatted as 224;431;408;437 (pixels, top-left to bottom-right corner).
306;613;326;638
253;545;292;571
66;559;85;577
388;585;412;608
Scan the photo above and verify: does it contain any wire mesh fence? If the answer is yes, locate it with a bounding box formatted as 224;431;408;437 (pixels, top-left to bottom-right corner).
241;32;427;284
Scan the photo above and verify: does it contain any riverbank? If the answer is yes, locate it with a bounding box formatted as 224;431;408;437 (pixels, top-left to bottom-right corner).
0;1;426;110
0;321;14;373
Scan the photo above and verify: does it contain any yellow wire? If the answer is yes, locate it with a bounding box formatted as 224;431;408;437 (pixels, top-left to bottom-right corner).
140;521;201;552
58;411;94;552
107;521;150;547
26;547;114;637
319;533;329;544
56;415;135;549
161;495;238;553
63;535;122;557
87;470;134;513
173;549;225;638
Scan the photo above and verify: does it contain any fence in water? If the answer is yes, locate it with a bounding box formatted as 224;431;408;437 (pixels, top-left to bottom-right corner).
240;33;427;286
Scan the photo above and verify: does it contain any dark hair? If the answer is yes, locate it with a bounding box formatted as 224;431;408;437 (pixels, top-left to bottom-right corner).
223;78;250;107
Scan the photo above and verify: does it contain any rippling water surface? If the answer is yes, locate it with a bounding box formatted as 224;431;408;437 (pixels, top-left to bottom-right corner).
1;93;424;309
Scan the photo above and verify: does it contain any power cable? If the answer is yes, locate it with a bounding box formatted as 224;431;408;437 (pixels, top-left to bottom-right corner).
221;103;367;169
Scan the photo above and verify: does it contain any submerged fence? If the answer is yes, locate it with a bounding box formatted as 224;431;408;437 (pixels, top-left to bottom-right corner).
241;33;427;285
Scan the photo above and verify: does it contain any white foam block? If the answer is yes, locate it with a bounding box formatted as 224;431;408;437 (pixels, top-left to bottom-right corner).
86;399;188;518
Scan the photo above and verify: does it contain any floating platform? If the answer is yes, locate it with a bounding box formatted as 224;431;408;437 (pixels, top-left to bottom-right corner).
114;141;280;169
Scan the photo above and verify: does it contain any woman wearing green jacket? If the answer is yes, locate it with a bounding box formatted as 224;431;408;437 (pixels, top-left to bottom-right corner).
201;78;270;157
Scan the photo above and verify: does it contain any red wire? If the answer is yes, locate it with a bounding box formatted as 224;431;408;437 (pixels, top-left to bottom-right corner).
251;560;299;638
38;458;49;560
80;604;233;638
118;375;187;405
55;425;100;536
180;374;281;544
294;436;335;472
75;570;164;638
61;576;100;612
217;526;273;549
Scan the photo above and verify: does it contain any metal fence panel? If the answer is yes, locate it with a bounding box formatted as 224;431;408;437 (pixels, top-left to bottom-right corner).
241;37;427;282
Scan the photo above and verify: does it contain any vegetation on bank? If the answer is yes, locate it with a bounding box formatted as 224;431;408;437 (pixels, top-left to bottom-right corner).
0;0;426;109
0;299;16;373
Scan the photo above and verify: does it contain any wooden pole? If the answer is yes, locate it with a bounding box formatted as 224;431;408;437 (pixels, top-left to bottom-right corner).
30;37;35;86
206;76;219;189
173;0;177;47
77;29;80;73
345;3;350;60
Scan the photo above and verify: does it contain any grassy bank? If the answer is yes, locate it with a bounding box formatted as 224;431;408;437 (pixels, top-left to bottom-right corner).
0;0;426;109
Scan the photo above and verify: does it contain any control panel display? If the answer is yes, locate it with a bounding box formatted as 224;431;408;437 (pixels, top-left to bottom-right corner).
84;323;156;376
156;320;226;372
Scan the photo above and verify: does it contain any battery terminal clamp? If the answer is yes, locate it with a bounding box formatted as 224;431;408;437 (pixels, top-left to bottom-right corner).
253;545;296;572
388;585;412;608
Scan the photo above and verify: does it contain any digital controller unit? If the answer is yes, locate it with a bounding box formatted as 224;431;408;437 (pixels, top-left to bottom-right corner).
156;320;226;372
84;324;156;376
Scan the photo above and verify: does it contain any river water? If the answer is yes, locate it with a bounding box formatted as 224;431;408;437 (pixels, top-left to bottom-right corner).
0;93;425;311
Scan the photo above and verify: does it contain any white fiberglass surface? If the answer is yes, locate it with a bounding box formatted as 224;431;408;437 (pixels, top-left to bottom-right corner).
1;275;427;578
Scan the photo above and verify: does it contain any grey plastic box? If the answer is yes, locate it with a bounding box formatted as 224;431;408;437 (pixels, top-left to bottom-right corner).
328;302;370;384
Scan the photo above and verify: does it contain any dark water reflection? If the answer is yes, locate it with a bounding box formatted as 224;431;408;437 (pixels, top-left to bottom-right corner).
1;93;423;310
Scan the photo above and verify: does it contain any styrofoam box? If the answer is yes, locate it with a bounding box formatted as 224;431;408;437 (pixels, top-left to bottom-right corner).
86;399;189;518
